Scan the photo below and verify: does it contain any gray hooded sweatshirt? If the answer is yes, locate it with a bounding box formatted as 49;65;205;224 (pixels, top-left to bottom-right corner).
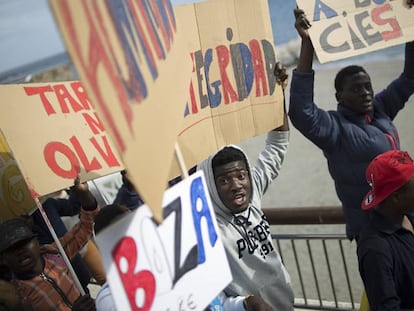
197;130;294;311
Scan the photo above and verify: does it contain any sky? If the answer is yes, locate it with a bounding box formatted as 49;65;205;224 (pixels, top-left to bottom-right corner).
0;0;297;76
0;0;64;74
0;0;207;74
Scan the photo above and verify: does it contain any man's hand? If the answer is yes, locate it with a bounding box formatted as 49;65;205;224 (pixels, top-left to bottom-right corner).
71;175;97;211
72;294;96;311
244;295;274;311
274;62;288;90
72;175;89;193
294;7;311;39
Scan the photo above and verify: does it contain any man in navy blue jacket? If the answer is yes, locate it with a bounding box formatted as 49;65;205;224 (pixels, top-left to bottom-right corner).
289;6;414;240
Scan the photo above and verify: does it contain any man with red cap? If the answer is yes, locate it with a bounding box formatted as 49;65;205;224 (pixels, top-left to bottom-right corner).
358;150;414;310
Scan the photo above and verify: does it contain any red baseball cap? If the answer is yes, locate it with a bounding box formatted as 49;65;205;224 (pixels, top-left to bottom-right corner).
362;150;414;210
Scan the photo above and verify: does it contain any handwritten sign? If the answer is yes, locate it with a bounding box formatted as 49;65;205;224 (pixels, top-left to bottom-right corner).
297;0;414;63
0;81;123;197
96;171;232;311
49;0;192;221
170;0;284;177
0;133;36;221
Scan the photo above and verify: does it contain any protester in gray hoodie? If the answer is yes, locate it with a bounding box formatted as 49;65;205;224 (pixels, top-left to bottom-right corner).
198;63;294;311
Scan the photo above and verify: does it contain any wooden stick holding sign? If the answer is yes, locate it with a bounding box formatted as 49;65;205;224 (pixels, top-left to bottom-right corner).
33;196;86;295
0;129;85;295
175;142;189;180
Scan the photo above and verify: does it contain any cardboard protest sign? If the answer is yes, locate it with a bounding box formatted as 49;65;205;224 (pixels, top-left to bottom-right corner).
170;0;284;177
296;0;414;63
0;81;123;197
0;132;36;221
96;171;232;311
49;0;192;222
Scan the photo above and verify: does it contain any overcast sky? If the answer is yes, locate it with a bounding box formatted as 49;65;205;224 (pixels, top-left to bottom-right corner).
0;0;204;74
0;0;296;75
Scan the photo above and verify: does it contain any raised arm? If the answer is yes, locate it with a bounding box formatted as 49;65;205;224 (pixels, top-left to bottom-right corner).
403;41;414;79
42;177;99;259
273;62;289;132
294;7;313;73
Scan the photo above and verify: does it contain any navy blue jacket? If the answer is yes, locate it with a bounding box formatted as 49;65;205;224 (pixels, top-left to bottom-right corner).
289;43;414;239
113;185;144;210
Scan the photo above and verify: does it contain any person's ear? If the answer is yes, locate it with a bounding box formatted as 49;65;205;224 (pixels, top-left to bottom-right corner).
389;191;401;205
335;91;341;103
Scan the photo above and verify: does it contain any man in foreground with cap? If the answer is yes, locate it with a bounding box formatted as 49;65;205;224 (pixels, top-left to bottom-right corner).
0;177;98;311
358;150;414;310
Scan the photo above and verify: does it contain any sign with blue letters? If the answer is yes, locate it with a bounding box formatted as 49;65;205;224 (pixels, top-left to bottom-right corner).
96;171;232;311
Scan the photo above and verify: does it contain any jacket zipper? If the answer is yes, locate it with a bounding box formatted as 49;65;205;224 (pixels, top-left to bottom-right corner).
40;272;73;308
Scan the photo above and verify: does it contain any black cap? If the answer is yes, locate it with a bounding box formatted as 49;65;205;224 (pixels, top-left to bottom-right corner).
0;218;35;252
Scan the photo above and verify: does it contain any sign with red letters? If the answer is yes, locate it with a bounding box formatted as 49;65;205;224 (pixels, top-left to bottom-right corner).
49;0;192;222
297;0;414;63
0;81;123;197
96;171;232;311
170;0;284;177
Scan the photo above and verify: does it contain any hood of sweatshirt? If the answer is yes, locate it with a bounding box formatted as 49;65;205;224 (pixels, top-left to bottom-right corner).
196;144;254;223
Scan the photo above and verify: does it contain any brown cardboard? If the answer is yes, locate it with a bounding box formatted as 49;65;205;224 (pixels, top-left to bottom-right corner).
0;81;123;198
171;0;284;177
49;1;193;221
297;0;414;63
0;133;36;221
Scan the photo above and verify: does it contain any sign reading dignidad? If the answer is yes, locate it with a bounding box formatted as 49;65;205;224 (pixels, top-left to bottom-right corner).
171;0;285;176
96;171;232;311
297;0;414;63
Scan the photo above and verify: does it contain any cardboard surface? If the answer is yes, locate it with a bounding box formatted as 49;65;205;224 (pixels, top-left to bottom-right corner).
0;133;36;221
297;0;414;63
49;0;193;221
172;0;284;177
0;81;123;198
96;171;232;311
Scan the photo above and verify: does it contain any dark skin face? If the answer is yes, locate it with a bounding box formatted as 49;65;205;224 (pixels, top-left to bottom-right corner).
336;71;374;114
2;238;43;276
214;160;252;213
392;177;414;214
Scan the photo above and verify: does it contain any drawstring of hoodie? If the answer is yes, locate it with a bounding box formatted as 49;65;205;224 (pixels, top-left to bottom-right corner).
232;207;257;253
365;113;398;149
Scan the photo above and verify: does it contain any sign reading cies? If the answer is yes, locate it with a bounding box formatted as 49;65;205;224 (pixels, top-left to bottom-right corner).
297;0;414;63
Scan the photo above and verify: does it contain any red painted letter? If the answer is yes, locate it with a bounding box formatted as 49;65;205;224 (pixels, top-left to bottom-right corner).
112;237;156;311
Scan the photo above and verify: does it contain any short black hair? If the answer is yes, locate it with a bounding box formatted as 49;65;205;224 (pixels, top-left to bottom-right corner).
212;147;246;172
334;65;367;92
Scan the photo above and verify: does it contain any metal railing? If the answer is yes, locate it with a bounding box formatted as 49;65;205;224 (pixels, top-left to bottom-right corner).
263;207;363;311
